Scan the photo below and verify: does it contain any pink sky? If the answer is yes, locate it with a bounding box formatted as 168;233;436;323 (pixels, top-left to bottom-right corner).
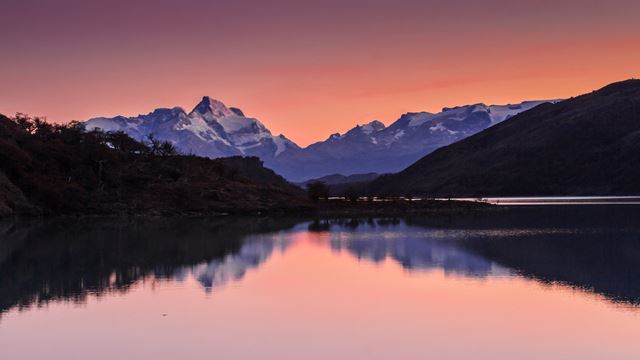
1;0;639;145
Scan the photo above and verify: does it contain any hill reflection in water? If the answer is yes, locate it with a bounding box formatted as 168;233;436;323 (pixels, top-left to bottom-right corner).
2;206;640;316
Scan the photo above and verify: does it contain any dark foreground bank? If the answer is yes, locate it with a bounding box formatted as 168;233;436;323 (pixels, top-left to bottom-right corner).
0;114;309;216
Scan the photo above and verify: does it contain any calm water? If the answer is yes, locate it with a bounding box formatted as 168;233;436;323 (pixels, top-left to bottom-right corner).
1;207;640;359
451;196;640;205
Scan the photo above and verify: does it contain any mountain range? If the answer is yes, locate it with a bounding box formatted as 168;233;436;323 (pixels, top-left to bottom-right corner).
370;79;640;196
84;97;556;181
269;100;555;181
299;173;379;187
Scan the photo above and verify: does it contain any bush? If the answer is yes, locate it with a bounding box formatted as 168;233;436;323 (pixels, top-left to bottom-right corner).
307;181;329;203
343;186;359;202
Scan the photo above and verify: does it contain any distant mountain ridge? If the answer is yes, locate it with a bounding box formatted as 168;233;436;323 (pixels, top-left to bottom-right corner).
299;173;379;187
267;100;557;181
370;79;640;196
84;97;557;181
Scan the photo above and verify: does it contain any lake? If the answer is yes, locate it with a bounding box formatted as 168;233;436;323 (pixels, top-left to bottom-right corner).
1;206;640;359
447;196;640;205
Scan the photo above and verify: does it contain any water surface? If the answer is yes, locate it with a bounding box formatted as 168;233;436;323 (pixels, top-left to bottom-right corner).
456;196;640;205
1;207;640;359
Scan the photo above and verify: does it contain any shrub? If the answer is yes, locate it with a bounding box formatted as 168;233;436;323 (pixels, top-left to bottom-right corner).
307;181;329;203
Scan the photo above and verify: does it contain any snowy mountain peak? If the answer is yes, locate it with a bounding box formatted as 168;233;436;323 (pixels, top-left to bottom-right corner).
361;120;386;133
191;96;236;119
84;97;300;160
149;106;188;119
403;112;436;127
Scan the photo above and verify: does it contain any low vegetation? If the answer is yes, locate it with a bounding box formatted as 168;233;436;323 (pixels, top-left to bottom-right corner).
0;114;306;216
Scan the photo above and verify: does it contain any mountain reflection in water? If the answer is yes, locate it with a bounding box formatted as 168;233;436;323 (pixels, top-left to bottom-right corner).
1;206;640;316
0;217;297;314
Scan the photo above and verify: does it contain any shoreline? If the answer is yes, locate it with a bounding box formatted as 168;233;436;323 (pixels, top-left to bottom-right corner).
7;197;640;220
0;199;497;219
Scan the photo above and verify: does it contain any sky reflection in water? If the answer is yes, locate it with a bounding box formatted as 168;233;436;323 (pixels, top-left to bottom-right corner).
1;207;640;359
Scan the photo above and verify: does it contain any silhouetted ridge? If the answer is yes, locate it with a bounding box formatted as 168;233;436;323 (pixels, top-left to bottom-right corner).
0;114;305;216
595;78;640;95
371;79;640;196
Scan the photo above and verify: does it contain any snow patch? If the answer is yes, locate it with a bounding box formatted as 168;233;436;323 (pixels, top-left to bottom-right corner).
272;136;290;156
218;116;262;133
175;115;231;145
488;101;543;124
85;118;125;132
406;112;435;127
361;120;385;134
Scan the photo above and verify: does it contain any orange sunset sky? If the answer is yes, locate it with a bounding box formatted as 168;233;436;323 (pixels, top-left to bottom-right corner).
1;0;639;146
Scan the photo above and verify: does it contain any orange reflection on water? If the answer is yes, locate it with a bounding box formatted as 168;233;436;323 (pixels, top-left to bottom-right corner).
1;230;639;360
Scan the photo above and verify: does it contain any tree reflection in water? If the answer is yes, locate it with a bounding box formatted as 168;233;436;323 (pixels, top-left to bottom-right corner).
2;206;640;316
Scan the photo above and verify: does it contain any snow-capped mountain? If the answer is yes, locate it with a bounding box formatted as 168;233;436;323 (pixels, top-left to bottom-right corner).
268;100;559;181
84;97;557;182
84;96;299;160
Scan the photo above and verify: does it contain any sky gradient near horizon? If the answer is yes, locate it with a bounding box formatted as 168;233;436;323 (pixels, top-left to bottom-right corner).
1;0;639;146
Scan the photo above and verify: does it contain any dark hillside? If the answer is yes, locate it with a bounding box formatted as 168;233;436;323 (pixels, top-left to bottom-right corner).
0;114;305;216
371;79;640;196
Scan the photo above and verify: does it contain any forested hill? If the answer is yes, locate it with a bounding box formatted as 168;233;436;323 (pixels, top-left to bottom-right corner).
0;114;305;216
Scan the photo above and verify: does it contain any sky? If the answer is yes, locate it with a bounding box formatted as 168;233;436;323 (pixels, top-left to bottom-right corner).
1;0;639;146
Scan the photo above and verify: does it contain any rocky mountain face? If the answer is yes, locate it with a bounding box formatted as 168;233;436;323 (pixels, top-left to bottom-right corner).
84;97;299;161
